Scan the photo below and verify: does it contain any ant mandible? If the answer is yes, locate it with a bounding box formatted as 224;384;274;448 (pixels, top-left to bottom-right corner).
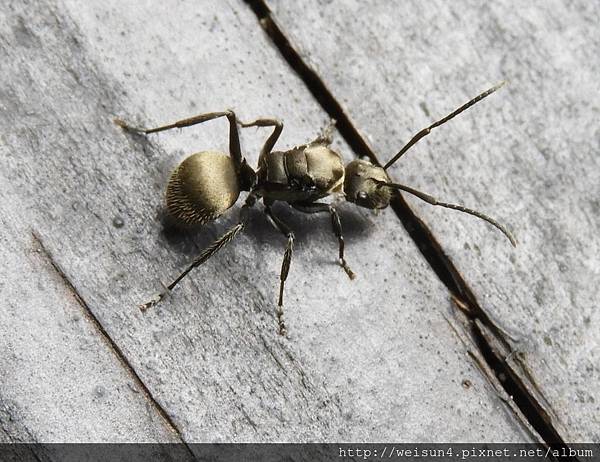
115;81;515;336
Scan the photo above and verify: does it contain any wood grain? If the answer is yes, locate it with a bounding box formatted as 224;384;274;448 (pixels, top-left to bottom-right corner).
266;0;600;442
0;0;535;442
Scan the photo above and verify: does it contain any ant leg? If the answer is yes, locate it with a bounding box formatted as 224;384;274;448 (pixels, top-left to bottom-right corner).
310;119;337;146
238;118;283;157
115;110;243;168
263;205;295;336
383;81;506;169
292;202;355;280
374;180;516;246
140;194;258;311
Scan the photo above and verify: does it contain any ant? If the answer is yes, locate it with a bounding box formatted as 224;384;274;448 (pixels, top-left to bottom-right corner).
115;82;515;336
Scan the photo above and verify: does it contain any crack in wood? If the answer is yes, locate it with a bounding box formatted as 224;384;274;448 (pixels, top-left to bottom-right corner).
243;0;574;451
443;305;541;444
390;201;573;452
0;402;37;445
474;320;567;438
0;403;48;462
30;231;197;458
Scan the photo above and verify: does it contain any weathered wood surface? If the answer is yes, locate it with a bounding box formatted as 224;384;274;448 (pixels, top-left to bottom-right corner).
0;0;563;444
266;0;600;442
0;200;181;443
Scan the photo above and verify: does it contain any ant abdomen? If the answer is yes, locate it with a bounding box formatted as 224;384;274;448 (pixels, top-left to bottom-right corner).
166;151;240;226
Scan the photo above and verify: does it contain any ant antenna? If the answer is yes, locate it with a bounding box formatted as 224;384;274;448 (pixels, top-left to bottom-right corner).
374;180;516;246
383;81;506;170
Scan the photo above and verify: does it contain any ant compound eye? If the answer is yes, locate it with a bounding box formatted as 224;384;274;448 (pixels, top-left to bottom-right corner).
357;191;368;200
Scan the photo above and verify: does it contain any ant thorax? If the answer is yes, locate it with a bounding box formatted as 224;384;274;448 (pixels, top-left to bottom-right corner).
256;143;344;204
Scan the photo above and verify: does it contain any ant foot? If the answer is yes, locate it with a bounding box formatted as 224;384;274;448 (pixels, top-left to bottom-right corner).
340;259;356;280
114;118;145;134
138;291;167;312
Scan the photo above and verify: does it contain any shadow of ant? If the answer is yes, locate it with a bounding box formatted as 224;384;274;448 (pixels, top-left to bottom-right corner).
158;197;374;257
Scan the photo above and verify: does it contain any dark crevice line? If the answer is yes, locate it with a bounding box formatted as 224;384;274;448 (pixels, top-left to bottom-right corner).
244;0;572;453
443;311;541;443
244;0;376;162
31;232;197;459
392;193;570;456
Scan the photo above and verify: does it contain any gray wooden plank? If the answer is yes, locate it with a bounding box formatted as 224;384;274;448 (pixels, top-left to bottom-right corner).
0;0;531;441
0;186;179;442
265;0;600;442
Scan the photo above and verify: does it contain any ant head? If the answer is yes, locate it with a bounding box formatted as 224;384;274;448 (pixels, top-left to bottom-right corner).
344;159;392;209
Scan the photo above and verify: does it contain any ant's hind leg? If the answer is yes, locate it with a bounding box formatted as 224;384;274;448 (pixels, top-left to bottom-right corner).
264;206;295;336
115;110;243;168
293;202;355;280
139;194;257;311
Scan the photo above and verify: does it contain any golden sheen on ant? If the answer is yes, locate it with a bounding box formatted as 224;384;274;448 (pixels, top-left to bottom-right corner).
115;82;515;336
